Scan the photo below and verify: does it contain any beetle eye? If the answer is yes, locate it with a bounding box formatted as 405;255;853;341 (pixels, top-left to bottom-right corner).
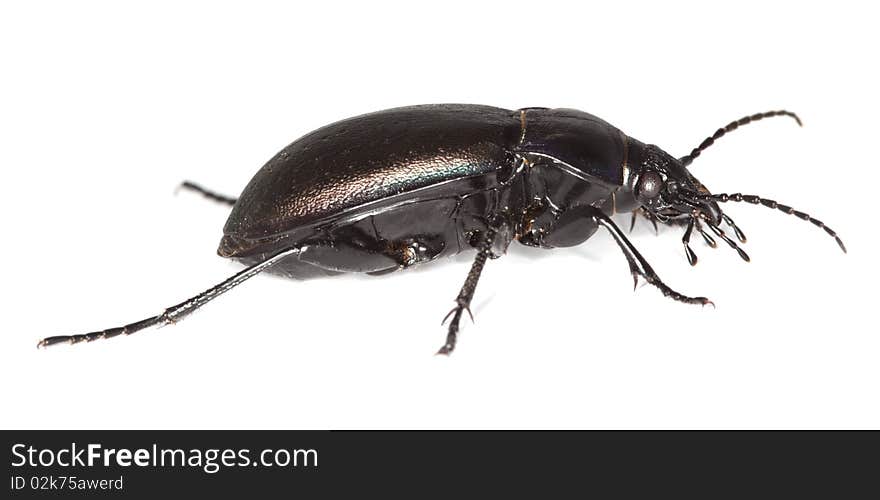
637;171;663;199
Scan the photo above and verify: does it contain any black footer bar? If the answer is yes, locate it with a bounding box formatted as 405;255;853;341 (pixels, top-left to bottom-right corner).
3;430;877;498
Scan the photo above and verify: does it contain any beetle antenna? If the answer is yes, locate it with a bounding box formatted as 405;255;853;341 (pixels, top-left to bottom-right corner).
706;193;846;253
680;110;802;167
37;246;301;348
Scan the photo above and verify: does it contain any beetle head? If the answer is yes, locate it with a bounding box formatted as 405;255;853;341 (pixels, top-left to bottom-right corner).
626;131;845;266
630;144;722;226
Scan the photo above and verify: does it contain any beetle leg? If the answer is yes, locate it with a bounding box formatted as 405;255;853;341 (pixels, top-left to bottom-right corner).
37;246;302;348
436;222;507;356
177;181;238;206
629;207;659;235
592;209;712;306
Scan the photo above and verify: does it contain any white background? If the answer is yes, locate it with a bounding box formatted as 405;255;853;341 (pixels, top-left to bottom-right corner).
1;1;877;429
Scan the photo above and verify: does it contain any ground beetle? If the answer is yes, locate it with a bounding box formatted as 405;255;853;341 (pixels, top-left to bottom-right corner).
38;104;846;354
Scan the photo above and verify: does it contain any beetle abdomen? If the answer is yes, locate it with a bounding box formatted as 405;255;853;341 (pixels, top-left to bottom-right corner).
222;104;522;247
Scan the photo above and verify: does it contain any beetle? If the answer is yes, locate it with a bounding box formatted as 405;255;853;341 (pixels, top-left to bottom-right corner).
38;104;846;354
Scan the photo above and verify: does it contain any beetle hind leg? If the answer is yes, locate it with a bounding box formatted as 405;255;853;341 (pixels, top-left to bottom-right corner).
177;181;238;206
38;246;302;348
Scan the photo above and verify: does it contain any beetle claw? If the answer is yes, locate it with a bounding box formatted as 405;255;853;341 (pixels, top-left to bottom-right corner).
440;308;455;326
441;304;473;325
435;345;453;356
438;305;469;355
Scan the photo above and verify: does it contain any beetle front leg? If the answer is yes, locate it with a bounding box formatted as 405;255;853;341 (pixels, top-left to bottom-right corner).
629;207;659;234
592;209;712;306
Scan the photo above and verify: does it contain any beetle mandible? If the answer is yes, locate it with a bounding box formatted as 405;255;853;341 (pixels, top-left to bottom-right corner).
38;104;846;354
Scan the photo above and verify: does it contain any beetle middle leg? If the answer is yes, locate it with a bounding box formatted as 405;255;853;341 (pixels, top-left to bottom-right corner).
437;217;512;355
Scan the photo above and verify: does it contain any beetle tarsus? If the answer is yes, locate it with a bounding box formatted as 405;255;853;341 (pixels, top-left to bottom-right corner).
36;247;301;348
436;307;465;356
642;273;712;306
38;317;165;348
436;225;499;355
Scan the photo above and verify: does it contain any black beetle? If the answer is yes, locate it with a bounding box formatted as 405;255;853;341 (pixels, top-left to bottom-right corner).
38;104;845;354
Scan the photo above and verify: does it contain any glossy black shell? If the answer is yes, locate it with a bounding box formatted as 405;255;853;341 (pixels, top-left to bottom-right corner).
222;105;516;240
219;104;634;277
